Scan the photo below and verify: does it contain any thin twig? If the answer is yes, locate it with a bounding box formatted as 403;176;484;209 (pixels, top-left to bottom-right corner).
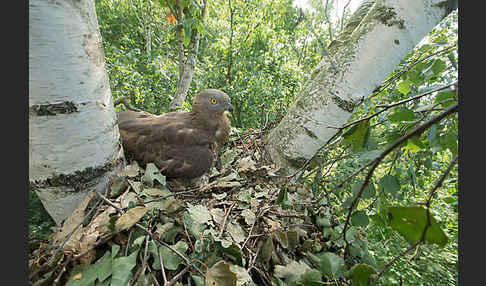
95;191;205;278
135;223;206;278
52;255;72;285
426;156;458;206
317;103;458;203
157;245;168;285
166;264;191;286
242;206;272;249
219;202;237;237
376;156;458;281
125;228;134;256
338;81;456;131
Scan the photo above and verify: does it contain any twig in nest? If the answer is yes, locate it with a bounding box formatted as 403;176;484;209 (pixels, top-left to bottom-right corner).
267;210;305;219
95;192;206;278
52;255;72;286
157;245;168;285
183;222;195;252
242;206;272;249
165;263;191;286
245;245;261;273
135;223;206;278
125;228;134;256
219;202;237;237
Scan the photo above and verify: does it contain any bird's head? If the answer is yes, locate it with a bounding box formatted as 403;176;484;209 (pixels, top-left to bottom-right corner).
192;89;234;114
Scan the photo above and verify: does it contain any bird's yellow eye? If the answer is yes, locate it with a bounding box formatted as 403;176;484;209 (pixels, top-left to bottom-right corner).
211;98;217;104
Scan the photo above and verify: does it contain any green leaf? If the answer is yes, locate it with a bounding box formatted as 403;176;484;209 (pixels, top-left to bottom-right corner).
342;196;355;210
220;149;238;169
319;252;346;278
350;264;376;286
299;269;323;286
111;249;139;286
409;161;417;189
205;261;252;286
184;203;213;236
342;120;370;151
403;135;425;153
443;197;456;204
351;211;369;227
110;176;128;198
397;79;412;95
435;89;456;107
94;251;112;283
111;244;120;259
141;163;166;187
276;186;291;209
388;109;417;123
65;264;98;286
191;275;205;286
387;206;449;247
149;240;188;271
430;59;447;75
316;216;332;229
205;261;237;286
274;260;311;284
259;236;274;264
379;175;401;197
352;182;376;199
443;133;458;156
287;231;299;251
221;242;244;266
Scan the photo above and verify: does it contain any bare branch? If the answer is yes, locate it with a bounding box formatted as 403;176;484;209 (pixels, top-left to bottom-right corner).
338;81;456;130
376;155;457;281
318;102;457;204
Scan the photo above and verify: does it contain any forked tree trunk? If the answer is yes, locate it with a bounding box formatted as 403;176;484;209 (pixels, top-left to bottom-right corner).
29;0;124;225
170;32;203;111
264;0;455;175
169;0;208;111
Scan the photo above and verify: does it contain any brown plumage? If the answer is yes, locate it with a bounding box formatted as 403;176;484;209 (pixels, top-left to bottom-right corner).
117;89;233;180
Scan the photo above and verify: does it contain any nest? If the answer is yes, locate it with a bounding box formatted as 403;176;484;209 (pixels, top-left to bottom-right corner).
29;129;359;286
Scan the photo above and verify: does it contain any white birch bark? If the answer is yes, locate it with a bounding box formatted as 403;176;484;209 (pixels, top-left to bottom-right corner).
169;0;208;111
264;0;454;175
29;0;124;224
170;34;202;111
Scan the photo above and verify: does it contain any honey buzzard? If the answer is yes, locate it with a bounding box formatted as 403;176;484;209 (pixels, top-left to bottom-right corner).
117;89;233;181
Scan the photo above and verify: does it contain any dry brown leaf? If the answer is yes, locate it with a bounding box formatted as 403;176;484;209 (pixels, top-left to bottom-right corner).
128;179;143;193
238;156;257;172
210;208;225;225
200;181;241;192
52;192;95;247
120;161;140;178
120;191;138;209
115;206;148;232
263;217;281;232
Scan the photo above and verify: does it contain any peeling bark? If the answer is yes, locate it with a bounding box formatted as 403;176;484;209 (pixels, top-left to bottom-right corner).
264;0;453;175
29;0;124;224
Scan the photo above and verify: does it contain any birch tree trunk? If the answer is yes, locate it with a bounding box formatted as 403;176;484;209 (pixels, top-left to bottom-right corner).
29;0;124;225
169;0;208;111
264;0;455;175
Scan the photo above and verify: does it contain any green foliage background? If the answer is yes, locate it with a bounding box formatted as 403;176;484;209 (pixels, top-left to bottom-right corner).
95;0;458;283
29;0;458;285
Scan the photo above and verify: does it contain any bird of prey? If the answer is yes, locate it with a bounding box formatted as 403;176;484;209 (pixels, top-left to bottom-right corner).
117;89;233;185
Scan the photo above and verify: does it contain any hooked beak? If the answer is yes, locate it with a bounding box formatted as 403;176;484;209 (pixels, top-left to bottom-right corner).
227;103;234;113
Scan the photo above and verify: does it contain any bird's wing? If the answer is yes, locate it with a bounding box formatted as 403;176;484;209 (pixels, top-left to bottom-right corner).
117;110;215;178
